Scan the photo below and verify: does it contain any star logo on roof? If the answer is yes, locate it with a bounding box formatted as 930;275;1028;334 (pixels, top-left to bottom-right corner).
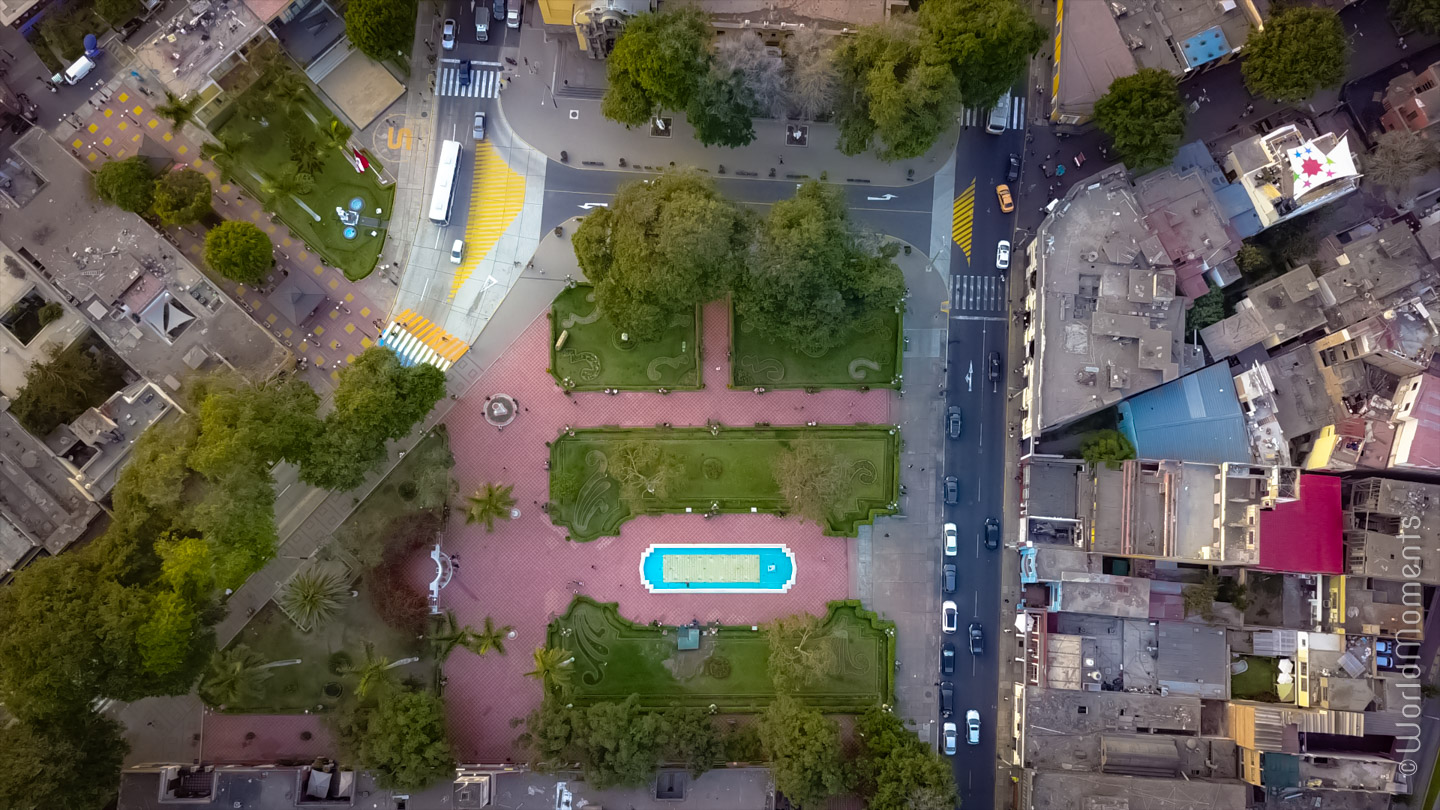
1301;157;1323;177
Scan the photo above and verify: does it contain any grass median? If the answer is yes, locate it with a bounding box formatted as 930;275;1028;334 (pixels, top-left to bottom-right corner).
730;303;903;390
548;285;702;391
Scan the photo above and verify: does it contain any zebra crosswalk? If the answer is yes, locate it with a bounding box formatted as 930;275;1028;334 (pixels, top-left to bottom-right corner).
958;94;1027;130
437;67;501;98
952;274;1007;313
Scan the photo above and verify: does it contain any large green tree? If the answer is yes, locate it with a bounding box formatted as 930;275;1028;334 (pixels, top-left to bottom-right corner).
345;0;417;61
758;695;847;809
186;373;320;475
152;167;214;225
198;644;279;708
662;707;725;778
93;156;156;214
1094;69;1187;172
918;0;1046;109
0;710;128;810
204;220;274;284
1185;285;1226;334
9;338;126;437
854;707;957;810
342;689;455;790
300;348;447;491
765;612;837;691
601;6;712;126
687;69;759;148
1080;429;1136;469
579;695;668;789
833;20;960;161
771;437;849;527
1242;7;1348;103
1392;0;1440;34
734;182;906;354
572;170;750;341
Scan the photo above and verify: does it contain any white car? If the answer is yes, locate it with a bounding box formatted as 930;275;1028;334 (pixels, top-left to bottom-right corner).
449;239;464;264
966;709;981;745
943;522;957;557
942;722;958;755
472;111;486;140
442;19;457;50
942;601;958;634
996;240;1011;270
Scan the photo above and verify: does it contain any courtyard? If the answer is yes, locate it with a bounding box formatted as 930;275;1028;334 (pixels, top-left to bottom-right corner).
549;284;702;391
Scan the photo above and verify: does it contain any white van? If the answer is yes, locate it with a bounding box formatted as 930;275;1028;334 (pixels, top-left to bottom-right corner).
62;55;96;86
987;94;1012;135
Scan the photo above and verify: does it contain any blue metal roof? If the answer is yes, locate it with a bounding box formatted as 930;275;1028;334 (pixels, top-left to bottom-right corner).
1116;363;1253;464
1181;26;1231;70
1215;183;1263;238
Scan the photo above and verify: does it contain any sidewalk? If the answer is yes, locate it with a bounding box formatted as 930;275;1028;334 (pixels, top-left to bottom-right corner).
501;23;958;186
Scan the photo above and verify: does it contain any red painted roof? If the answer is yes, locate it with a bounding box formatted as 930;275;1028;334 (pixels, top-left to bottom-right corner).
1258;474;1343;574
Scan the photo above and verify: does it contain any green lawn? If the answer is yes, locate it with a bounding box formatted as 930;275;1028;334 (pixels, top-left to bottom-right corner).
550;597;894;713
549;285;702;391
213;87;395;280
730;303;903;390
1230;655;1281;702
548;425;900;542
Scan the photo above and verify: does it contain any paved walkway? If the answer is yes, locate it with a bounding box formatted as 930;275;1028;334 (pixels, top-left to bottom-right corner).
501;25;957;187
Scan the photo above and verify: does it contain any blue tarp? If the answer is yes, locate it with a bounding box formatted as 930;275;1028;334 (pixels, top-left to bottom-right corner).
1180;26;1231;70
1117;363;1253;464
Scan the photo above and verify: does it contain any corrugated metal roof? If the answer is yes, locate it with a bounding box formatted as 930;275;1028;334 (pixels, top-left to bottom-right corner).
1118;363;1252;464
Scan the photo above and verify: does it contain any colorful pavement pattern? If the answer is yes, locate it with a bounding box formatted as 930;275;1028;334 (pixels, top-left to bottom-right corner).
72;84;387;385
451;140;526;303
426;299;893;762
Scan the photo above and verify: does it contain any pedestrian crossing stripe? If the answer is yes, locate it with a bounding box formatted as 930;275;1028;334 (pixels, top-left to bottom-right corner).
381;310;468;370
450;140;527;302
952;180;976;264
951;274;1007;312
958;94;1028;131
436;67;501;98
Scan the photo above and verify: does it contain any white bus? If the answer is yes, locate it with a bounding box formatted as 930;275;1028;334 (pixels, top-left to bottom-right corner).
428;139;463;224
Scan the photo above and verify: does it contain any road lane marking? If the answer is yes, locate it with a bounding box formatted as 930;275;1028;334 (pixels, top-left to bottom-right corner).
450;140;526;302
952;180;976;263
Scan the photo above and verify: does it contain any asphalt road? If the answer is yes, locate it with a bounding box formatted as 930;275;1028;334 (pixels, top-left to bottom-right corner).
540;162;936;249
942;118;1024;809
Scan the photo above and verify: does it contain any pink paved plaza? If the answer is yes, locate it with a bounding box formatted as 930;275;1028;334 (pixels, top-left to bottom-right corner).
430;300;893;762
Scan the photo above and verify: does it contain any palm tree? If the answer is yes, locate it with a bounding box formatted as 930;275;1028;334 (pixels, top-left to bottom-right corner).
464;615;513;657
429;610;473;661
279;568;349;630
198;644;286;708
155;90;200;130
289;135;326;176
261;161;315;211
322;118;353;154
524;646;575;695
265;68;312;122
465;483;517;532
344;641;408;698
202;132;253;183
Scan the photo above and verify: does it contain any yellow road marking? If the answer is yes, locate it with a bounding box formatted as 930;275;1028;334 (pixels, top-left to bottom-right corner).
952;180;976;265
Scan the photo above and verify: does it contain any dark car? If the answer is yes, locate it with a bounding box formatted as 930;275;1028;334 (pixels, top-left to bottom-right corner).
968;622;984;655
944;476;959;505
458;59;471;87
946;406;962;439
941;643;956;675
984;517;1000;550
940;682;955;718
1006;153;1021;182
943;563;957;593
988;351;1002;382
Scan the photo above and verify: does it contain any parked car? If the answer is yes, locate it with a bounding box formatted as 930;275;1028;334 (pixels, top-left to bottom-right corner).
942;601;958;634
472;111;486;140
984;517;1000;550
996;240;1010;270
507;5;521;27
449;239;464;264
943;722;958;755
943;563;957;594
1006;153;1021;182
944;522;957;557
941;642;955;675
944;476;959;505
965;709;981;745
968;622;984;655
996;184;1014;213
989;351;1002;382
458;59;471;87
940;682;954;718
946;405;962;439
493;0;506;19
441;18;457;50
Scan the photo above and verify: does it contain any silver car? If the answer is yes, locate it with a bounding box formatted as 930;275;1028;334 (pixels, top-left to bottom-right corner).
943;721;958;755
472;111;486;140
441;19;457;50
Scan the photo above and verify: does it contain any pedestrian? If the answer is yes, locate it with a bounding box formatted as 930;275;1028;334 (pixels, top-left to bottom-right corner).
778;156;784;165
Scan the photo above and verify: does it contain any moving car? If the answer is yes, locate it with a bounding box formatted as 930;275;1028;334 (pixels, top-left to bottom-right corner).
442;18;457;50
942;601;958;634
946;405;962;439
943;522;958;557
472;111;486;140
968;622;984;655
943;722;958;755
989;352;1002;382
458;59;471;87
507;4;521;27
941;642;955;675
966;709;981;745
476;0;491;40
944;476;959;505
996;184;1014;213
940;682;954;718
996;240;1010;270
986;94;1011;135
985;517;1000;550
449;240;465;264
943;563;957;594
1006;153;1021;182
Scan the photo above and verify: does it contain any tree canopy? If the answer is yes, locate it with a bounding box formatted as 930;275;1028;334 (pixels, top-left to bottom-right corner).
1392;0;1440;35
572;170;751;341
1241;7;1348;102
1080;429;1136;469
918;0;1046;109
204;220;274;284
344;0;416;61
1185;285;1226;335
765;612;837;691
687;68;760;148
8;337;127;437
772;438;848;526
153;168;214;225
0;709;128;810
339;689;455;790
93;156;156;214
602;6;712;126
854;707;957;810
577;695;669;788
516;696;726;786
758;695;848;809
1365;129;1440;192
734;181;906;353
1094;69;1187;172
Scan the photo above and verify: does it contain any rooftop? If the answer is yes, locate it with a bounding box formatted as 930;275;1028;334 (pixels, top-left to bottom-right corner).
1116;362;1252;465
1223;126;1361;231
1021;685;1202;739
1344;477;1440;586
1201;266;1328;358
1051;0;1138;123
1026;769;1248;810
0;409;101;573
1316;221;1433;328
1391;372;1440;469
1257;474;1343;574
1024;168;1204;435
1133;143;1246;299
698;0;889;31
